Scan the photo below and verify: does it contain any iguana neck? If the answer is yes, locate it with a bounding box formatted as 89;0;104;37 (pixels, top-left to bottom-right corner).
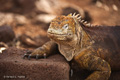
79;29;94;48
58;28;93;61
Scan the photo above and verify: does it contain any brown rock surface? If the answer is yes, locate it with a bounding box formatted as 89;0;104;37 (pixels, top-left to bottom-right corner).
0;26;15;43
0;47;70;80
0;47;120;80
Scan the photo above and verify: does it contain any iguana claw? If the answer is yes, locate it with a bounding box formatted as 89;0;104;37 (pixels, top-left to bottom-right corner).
28;54;32;60
36;54;40;60
23;53;28;59
26;51;32;54
23;51;32;59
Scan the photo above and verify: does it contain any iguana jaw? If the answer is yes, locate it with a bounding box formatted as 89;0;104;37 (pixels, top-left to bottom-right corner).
47;26;74;42
47;32;68;41
47;31;75;42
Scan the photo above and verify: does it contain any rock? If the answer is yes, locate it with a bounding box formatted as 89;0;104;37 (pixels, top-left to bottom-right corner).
19;34;49;47
14;14;29;25
0;0;36;14
35;0;62;14
0;0;15;12
62;6;91;22
62;7;80;16
0;26;15;43
35;14;56;23
15;0;36;13
0;13;14;26
0;47;6;53
19;34;39;47
0;13;29;26
0;47;70;80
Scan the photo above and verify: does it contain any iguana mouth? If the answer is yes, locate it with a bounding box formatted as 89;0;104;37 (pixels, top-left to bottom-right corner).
47;32;67;36
47;32;67;41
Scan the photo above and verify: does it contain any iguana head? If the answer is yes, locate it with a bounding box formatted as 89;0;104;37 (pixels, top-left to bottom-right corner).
47;13;92;61
47;13;91;44
47;14;77;43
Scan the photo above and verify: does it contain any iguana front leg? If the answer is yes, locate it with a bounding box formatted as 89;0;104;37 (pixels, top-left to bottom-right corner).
23;41;57;59
74;51;111;80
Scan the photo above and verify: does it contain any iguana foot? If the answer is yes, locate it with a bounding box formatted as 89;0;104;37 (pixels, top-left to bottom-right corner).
23;51;32;59
23;48;47;60
23;51;38;60
23;41;57;60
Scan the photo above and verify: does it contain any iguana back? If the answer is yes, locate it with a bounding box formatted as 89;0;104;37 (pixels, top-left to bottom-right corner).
84;26;120;70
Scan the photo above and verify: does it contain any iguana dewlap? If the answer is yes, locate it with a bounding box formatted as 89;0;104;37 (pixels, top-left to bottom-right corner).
24;13;120;80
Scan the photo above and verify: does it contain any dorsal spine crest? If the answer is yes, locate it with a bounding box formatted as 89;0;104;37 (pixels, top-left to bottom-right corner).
68;13;94;27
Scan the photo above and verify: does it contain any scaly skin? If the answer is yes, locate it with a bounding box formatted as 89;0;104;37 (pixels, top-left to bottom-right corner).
23;13;120;80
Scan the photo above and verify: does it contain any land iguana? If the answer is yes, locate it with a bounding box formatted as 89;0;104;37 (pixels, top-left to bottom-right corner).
23;13;120;80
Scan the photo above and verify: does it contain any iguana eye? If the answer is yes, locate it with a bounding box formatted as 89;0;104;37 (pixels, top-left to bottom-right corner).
62;24;68;29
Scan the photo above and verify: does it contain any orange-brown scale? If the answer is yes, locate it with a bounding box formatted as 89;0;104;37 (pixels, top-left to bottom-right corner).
51;16;76;34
